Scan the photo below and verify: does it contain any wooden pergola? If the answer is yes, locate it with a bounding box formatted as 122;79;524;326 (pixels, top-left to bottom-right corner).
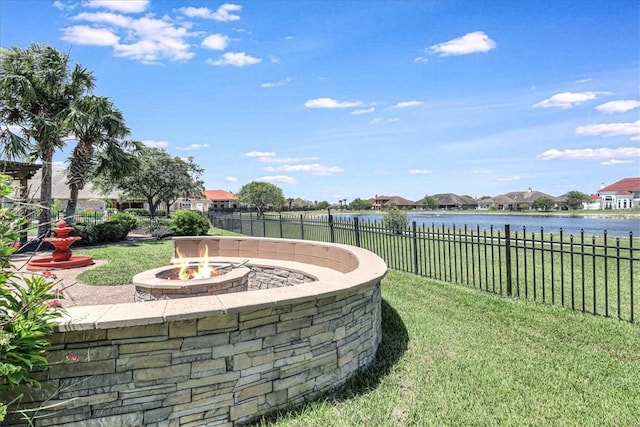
1;160;42;242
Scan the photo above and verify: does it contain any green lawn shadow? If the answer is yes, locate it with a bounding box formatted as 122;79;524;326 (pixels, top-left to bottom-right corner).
256;297;409;424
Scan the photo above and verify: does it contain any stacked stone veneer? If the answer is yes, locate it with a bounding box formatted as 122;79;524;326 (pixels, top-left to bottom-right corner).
4;237;387;427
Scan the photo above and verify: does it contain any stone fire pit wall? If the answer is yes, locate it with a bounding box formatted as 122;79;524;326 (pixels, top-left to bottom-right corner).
4;237;387;427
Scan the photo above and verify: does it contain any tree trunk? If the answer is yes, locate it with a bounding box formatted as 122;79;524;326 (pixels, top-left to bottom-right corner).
148;196;157;218
37;157;52;237
64;183;80;225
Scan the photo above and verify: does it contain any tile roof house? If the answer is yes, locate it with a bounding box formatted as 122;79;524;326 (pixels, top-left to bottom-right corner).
431;193;478;210
492;188;556;211
597;177;640;210
171;190;238;213
372;195;418;210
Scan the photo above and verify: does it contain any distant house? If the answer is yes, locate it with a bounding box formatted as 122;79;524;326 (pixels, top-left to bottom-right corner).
203;190;238;211
584;194;602;210
372;195;417;210
493;188;556;211
431;193;477;210
597;177;640;210
24;169;120;213
173;190;238;213
477;197;493;210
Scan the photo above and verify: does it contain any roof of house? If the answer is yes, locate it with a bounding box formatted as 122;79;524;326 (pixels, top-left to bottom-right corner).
501;189;555;203
373;195;416;206
25;169;119;200
202;189;236;200
598;177;640;194
432;193;477;206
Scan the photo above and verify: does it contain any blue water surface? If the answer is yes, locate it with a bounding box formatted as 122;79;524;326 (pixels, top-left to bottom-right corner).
330;213;639;238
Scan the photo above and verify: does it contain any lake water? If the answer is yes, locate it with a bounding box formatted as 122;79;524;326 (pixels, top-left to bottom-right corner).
329;213;639;237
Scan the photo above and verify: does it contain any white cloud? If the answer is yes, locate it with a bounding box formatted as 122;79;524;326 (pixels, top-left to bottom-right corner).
472;169;491;175
176;143;209;151
369;117;400;124
390;100;422;109
533;91;611;109
274;163;344;176
53;1;75;11
243;151;276;158
66;12;195;63
178;4;241;21
259;156;320;164
261;77;294;88
496;176;520;182
225;176;238;182
596;100;640;114
141;139;169;148
428;31;496;56
207;52;261;67
73;11;131;26
212;4;242;21
414;56;429;63
408;169;432;175
601;159;634;166
85;0;149;13
257;175;296;184
537;146;640;160
201;34;229;50
304;98;363;109
350;107;375;115
61;25;119;46
575;78;592;84
575;120;640;138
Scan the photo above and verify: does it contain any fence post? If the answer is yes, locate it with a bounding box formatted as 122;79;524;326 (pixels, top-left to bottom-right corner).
412;221;419;275
262;214;266;237
354;216;361;247
505;224;512;297
328;210;335;243
300;214;305;240
279;213;283;238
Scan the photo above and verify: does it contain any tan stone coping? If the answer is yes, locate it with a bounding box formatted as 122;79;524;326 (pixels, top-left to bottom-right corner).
56;237;387;332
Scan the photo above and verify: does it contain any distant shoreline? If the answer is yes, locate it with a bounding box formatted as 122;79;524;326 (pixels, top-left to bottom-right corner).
296;209;640;220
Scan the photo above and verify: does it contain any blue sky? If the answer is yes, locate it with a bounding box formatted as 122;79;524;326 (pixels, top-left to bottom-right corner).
1;0;639;203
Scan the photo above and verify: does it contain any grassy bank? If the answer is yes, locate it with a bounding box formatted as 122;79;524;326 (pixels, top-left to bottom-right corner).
259;270;640;426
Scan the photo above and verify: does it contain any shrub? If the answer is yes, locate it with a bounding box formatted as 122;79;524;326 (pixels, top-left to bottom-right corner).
383;206;408;234
107;212;138;233
96;221;127;243
124;208;150;217
169;210;210;236
0;175;64;422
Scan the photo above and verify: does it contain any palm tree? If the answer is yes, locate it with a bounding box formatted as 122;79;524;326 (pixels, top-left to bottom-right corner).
63;95;139;223
0;44;95;236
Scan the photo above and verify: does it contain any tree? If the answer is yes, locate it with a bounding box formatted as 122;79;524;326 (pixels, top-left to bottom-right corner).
236;181;285;216
349;198;372;211
532;196;556;211
422;195;439;210
98;147;204;217
565;191;590;210
63;95;138;223
0;44;95;236
315;200;330;210
383;206;408;234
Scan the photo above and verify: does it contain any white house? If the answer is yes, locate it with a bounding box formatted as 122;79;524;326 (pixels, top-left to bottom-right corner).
597;177;640;210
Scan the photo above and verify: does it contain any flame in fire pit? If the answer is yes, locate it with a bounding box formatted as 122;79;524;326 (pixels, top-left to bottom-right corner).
173;246;222;280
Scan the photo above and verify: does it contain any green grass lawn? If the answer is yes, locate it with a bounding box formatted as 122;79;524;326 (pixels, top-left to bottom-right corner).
260;270;640;426
73;236;640;426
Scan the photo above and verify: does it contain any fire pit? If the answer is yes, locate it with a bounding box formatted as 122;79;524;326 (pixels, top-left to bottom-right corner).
133;259;251;301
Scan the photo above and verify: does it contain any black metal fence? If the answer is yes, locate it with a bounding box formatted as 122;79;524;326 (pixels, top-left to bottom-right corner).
210;211;639;323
